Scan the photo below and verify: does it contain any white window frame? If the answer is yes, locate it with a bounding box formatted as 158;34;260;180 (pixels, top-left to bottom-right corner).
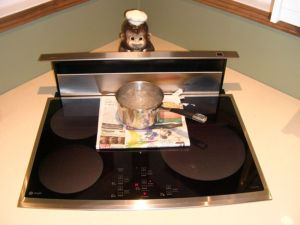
270;0;300;27
0;0;51;18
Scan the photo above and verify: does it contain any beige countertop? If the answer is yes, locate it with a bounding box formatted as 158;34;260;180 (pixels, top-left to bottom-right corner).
1;36;299;225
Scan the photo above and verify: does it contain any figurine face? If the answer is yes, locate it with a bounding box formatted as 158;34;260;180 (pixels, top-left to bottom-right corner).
125;30;147;50
119;21;154;52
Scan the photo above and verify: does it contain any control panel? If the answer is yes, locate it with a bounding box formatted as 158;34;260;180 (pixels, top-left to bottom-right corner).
109;165;179;199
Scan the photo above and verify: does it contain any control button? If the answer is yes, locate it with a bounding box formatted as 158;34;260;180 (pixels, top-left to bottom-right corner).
118;180;124;185
117;192;123;197
141;167;147;171
166;185;171;189
172;188;178;192
141;172;147;176
141;179;147;184
142;185;147;189
117;168;124;172
118;186;123;191
166;190;172;195
118;174;123;179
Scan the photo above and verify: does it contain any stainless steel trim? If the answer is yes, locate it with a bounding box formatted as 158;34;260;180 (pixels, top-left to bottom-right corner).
18;190;271;210
230;94;272;194
18;94;271;210
39;51;239;61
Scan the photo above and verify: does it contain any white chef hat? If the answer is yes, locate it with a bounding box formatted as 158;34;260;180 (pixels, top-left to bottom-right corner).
125;10;147;26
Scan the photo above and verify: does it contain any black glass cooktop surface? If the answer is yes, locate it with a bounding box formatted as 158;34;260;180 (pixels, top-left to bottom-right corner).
18;94;271;210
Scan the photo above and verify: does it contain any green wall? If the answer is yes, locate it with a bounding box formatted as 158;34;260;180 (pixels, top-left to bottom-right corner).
143;0;300;100
1;0;300;100
0;0;137;95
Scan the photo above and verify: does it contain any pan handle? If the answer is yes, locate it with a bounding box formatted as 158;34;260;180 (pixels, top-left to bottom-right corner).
160;107;207;123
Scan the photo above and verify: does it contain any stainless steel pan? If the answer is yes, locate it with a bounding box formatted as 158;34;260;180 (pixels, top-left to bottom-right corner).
115;81;207;129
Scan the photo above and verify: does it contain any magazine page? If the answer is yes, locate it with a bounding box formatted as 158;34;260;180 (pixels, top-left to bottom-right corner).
96;95;190;150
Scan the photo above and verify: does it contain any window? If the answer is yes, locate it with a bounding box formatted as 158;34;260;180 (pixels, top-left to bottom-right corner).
193;0;300;37
0;0;52;18
271;0;300;27
234;0;273;12
0;0;89;33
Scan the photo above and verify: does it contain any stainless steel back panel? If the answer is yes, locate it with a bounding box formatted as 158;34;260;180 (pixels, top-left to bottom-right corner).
56;72;223;96
39;51;239;97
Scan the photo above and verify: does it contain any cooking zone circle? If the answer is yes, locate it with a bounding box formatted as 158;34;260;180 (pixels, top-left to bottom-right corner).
161;126;246;181
50;101;98;140
38;145;103;194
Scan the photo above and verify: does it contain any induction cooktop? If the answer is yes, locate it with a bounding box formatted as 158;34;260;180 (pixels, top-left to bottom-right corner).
18;94;271;210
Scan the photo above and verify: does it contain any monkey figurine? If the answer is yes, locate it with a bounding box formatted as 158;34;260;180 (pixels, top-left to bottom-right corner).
119;10;155;52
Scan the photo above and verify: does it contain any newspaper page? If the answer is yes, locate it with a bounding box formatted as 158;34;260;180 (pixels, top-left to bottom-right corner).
96;96;190;150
